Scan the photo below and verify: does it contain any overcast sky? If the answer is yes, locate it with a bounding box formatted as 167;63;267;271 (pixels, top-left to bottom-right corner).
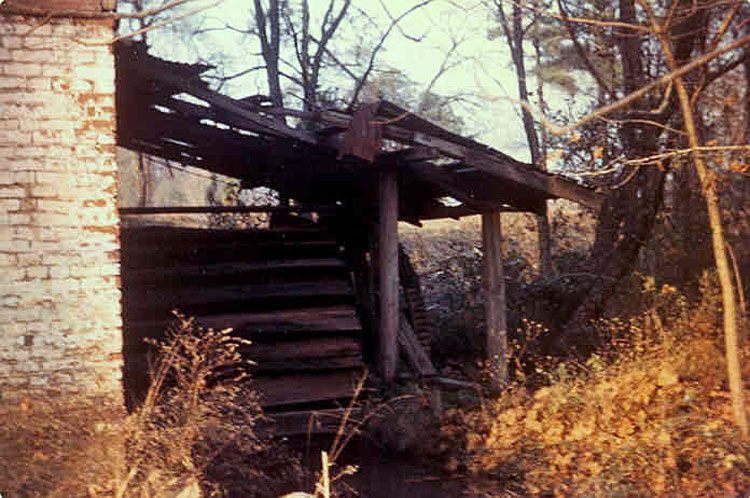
136;0;548;161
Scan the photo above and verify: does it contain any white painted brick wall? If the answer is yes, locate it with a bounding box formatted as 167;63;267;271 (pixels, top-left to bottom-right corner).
0;14;122;403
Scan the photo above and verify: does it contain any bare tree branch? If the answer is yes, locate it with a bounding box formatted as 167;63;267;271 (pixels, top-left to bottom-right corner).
74;0;222;45
348;0;435;109
309;0;351;109
419;37;465;112
309;35;360;82
3;0;200;19
203;65;266;82
556;0;614;96
378;0;427;42
521;2;651;32
537;32;750;135
254;0;283;107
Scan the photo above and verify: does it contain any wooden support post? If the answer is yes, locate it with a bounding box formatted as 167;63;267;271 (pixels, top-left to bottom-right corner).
379;163;399;384
482;210;508;394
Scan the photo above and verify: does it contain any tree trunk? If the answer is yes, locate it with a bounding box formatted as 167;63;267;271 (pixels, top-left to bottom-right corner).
254;0;284;108
497;0;554;277
655;21;749;438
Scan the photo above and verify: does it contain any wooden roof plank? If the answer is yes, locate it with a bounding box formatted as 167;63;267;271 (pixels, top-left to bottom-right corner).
406;161;544;214
115;41;604;216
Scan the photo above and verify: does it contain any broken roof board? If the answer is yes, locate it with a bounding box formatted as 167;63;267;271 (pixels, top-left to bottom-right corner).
115;41;602;220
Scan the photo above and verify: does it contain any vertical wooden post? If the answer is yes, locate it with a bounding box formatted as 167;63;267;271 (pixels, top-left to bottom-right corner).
379;163;399;384
482;210;508;393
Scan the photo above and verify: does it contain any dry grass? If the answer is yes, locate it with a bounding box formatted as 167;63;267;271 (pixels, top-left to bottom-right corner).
442;273;750;497
0;313;304;497
0;396;127;498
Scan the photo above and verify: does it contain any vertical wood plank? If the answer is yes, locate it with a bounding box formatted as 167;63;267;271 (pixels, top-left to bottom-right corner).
379;164;399;383
482;210;508;393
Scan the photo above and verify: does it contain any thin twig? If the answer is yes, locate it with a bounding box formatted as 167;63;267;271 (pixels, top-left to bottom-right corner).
519;0;651;32
727;242;747;345
519;33;750;136
2;0;196;19
372;111;411;126
597;115;685;136
348;0;435;108
74;0;223;46
610;165;641;190
622;144;750;165
22;13;52;37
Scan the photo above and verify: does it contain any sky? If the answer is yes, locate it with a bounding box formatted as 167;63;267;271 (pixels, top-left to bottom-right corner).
130;0;549;161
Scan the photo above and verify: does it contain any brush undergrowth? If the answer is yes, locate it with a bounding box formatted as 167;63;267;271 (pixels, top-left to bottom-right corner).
0;313;304;497
442;273;750;497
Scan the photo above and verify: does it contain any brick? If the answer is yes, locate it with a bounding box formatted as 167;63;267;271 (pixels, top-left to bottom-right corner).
16;254;42;267
41;64;67;77
25;266;49;279
0;130;32;146
71;49;96;65
3;62;42;77
52;23;76;38
13;171;36;184
0;238;30;252
26;77;51;91
0;76;24;88
0;15;122;401
49;266;69;279
2;36;23;49
9;213;33;225
0;199;21;211
11;49;56;63
0;186;24;198
32;129;75;146
13;171;34;184
36;199;70;213
12;225;32;238
0;119;21;130
69;78;94;93
35;213;74;226
30;183;63;198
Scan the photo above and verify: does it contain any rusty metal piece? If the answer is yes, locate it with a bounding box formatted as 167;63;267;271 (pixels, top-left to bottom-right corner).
338;103;383;162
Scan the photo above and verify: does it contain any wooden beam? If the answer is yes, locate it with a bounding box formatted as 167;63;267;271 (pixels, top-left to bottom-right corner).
379;163;399;384
397;312;437;378
406;162;546;213
482;210;508;394
119;205;332;215
121;57;317;144
465;149;603;211
119;45;602;210
412;204;480;220
407;163;500;212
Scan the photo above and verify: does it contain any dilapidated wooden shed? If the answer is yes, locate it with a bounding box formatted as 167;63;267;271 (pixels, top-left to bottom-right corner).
115;41;601;431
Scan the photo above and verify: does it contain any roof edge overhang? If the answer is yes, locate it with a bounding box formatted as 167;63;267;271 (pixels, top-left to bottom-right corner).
115;40;604;220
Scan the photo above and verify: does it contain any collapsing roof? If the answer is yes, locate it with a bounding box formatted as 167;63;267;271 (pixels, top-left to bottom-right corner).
115;41;602;222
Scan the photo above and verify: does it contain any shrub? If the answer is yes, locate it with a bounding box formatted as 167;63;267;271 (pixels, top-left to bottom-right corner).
118;312;296;497
0;313;304;497
446;275;750;497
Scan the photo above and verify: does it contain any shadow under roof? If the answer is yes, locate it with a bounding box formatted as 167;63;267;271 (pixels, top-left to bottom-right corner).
115;41;602;222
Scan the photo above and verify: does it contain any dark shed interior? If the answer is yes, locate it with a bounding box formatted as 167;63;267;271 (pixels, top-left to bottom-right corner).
114;40;601;431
